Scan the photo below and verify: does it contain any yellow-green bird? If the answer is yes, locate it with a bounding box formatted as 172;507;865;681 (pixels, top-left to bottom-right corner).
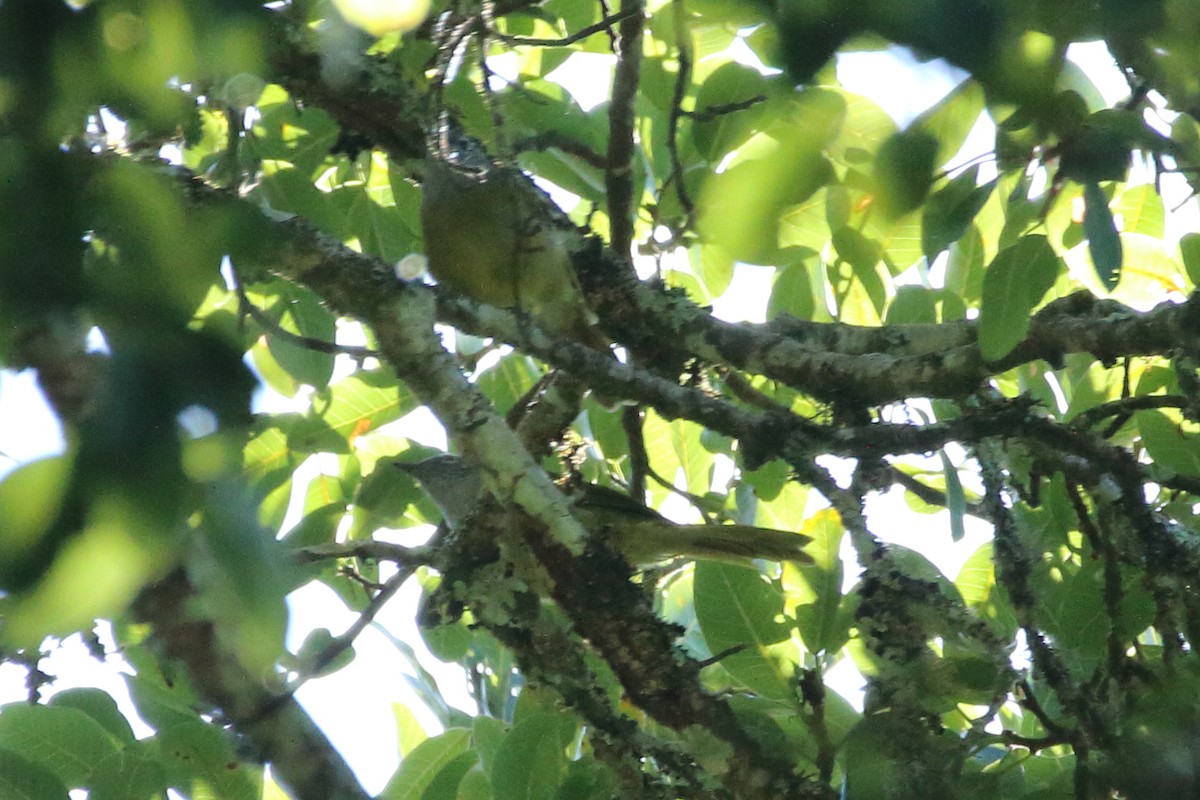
420;156;610;352
398;455;814;567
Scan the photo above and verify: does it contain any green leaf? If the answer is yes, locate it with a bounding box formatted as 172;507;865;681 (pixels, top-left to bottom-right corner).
393;703;429;759
0;749;70;800
1113;184;1164;238
767;255;817;322
945;223;985;303
978;235;1061;361
1032;558;1108;677
911;80;985;167
422;751;477;800
694;563;794;700
940;451;966;542
472;717;508;776
87;747;167;800
556;759;616;800
48;689;136;746
0;455;71;591
263;284;337;388
787;510;851;654
491;714;572;800
380;728;472;800
291;628;356;676
886;286;938;324
873;129;939;219
0;703;119;788
643;410;709;499
696;241;735;298
1179;233;1200;287
1056;60;1107;112
922;167;995;259
1138;411;1200;477
315;370;418;444
154;721;258;800
697;89;844;264
956;543;1018;640
832;227;886;314
1058;109;1140;184
691;62;775;159
1082;181;1122;290
829;89;897;164
456;767;491;800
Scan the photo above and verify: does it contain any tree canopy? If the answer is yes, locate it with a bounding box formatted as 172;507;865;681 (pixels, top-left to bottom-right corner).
4;1;1200;798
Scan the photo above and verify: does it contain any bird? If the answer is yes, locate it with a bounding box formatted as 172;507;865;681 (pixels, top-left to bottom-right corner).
419;149;611;353
396;455;814;568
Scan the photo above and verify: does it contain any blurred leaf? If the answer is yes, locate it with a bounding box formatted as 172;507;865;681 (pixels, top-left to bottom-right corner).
945;223;986;303
87;747;166;800
873;129;939;219
1180;232;1200;287
0;455;71;591
1082;181;1122;290
956;543;1018;640
691;62;776;160
698;90;845;263
941;451;967;542
380;728;472;800
886;286;938;324
912;80;985;167
922;168;995;259
1113;183;1164;238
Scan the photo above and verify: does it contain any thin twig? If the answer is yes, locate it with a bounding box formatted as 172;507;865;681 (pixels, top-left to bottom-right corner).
512;132;609;169
294;540;434;564
234;275;379;358
684;94;766;122
1069;393;1187;431
493;5;641;47
695;644;747;668
289;566;414;686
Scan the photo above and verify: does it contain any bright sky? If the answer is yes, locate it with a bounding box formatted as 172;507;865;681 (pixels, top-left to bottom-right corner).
0;39;1160;798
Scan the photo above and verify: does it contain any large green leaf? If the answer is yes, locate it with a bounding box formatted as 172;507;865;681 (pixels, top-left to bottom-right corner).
153;721;258;800
380;728;472;800
0;750;69;800
786;509;851;654
1138;410;1200;477
694;563;795;700
0;704;119;789
978;234;1061;360
490;714;573;800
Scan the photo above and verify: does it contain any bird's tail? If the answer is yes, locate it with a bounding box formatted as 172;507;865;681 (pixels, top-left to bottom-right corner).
620;522;814;566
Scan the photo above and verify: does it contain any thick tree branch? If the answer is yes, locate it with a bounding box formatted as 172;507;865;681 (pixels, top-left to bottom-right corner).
605;0;644;262
264;21;1200;408
131;570;371;800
